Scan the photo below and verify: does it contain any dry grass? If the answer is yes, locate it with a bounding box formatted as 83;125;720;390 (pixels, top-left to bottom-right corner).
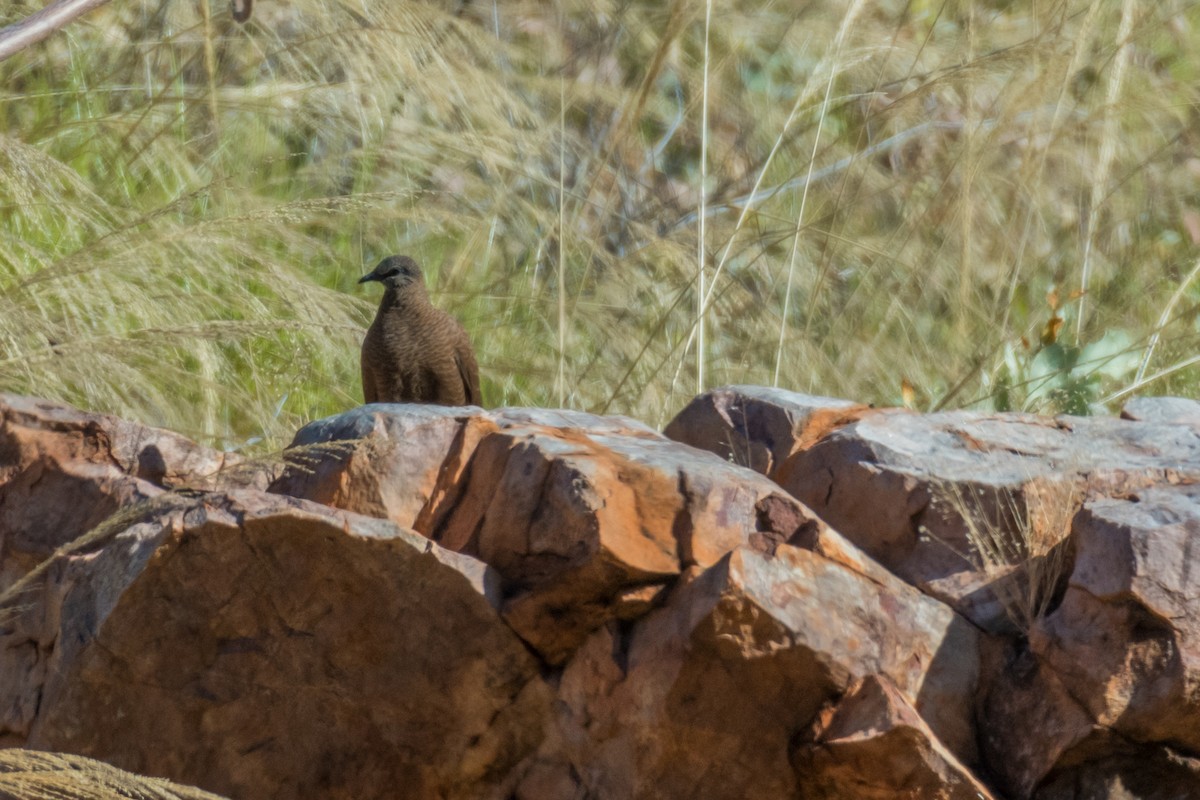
0;749;226;800
0;0;1198;449
930;476;1082;632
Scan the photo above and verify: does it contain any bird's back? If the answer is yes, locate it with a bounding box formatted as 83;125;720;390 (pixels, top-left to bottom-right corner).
361;290;480;406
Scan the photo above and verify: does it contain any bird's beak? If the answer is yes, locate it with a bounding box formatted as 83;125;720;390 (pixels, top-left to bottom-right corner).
358;271;379;284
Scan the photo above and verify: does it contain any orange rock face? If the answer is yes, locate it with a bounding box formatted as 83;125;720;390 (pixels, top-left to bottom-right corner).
272;405;823;664
4;490;550;800
794;675;996;800
555;542;979;798
0;394;235;587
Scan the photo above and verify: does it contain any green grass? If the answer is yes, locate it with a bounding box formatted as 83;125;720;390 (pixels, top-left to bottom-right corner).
1;0;1198;451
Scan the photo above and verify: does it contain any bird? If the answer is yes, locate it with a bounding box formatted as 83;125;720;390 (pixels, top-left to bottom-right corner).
358;255;482;406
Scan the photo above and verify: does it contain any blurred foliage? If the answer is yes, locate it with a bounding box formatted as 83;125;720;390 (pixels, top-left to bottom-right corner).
1;0;1199;449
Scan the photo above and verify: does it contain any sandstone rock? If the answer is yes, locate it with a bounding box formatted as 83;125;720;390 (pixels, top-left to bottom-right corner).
976;636;1096;797
270;403;473;527
1120;395;1200;427
773;409;1200;631
1031;484;1200;750
0;748;229;800
1034;742;1200;800
0;395;235;588
663;385;868;474
0;490;548;800
977;484;1200;797
13;389;1200;800
556;542;980;799
273;404;825;664
793;675;995;800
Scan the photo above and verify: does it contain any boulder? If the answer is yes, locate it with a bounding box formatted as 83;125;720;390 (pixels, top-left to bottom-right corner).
0;490;549;800
979;483;1200;797
793;675;996;800
555;541;980;799
773;409;1200;631
272;404;826;664
0;395;235;588
270;403;476;527
1031;484;1200;744
663;385;869;474
1033;742;1200;800
975;636;1096;797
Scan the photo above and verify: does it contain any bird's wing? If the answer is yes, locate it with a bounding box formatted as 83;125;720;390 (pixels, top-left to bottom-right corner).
361;351;379;404
455;342;482;406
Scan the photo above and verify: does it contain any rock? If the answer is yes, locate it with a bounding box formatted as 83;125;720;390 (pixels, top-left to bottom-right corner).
1031;484;1200;749
12;389;1200;800
793;675;996;800
0;395;235;588
0;748;230;800
663;385;869;475
1120;395;1200;427
773;409;1200;631
556;542;980;799
270;403;475;528
976;636;1096;797
273;404;826;664
0;490;549;800
1034;742;1200;800
978;484;1200;797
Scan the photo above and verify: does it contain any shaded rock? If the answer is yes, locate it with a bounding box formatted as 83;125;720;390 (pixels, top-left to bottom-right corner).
0;748;229;800
1030;484;1200;751
977;484;1200;797
793;675;995;800
1120;396;1200;428
773;409;1200;631
663;385;868;475
556;542;980;799
0;395;235;588
0;490;548;800
1033;743;1200;800
274;404;825;664
976;636;1096;797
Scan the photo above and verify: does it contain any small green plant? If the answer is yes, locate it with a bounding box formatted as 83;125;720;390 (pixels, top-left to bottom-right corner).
987;290;1141;415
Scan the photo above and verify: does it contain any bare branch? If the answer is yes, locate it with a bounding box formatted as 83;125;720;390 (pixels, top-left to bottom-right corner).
0;0;113;64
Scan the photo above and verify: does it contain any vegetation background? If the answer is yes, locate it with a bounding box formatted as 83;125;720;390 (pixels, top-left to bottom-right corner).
0;0;1197;452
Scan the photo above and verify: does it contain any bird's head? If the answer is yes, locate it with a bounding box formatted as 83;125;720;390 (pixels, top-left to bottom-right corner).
358;255;426;292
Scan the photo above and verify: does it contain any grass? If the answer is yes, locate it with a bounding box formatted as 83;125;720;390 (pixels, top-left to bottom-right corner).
0;748;225;799
928;476;1082;633
1;0;1199;452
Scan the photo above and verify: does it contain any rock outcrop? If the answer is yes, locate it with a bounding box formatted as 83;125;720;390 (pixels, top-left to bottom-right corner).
270;404;826;665
668;385;1200;799
1;487;549;800
2;389;1199;799
0;394;235;589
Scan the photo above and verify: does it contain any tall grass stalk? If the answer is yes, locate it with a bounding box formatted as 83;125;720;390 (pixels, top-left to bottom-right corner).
696;0;713;394
1077;0;1137;342
774;0;866;386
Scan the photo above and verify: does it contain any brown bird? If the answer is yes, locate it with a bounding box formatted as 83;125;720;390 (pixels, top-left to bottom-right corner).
358;255;482;406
